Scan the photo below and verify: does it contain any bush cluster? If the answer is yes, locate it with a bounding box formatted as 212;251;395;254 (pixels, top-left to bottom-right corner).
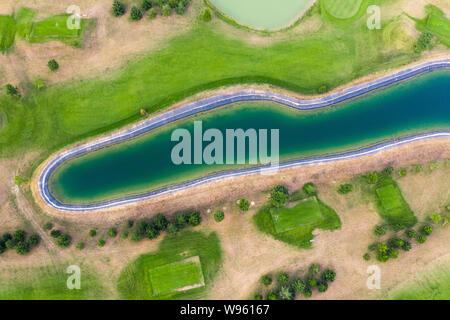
414;32;433;53
0;230;40;255
338;184;353;194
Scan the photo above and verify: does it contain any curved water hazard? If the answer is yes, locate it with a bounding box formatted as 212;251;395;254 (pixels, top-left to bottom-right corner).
39;60;450;212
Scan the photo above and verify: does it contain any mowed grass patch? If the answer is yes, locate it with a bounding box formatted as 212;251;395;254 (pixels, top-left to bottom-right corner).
29;14;87;47
0;264;108;300
117;231;222;300
15;7;36;39
254;197;341;248
149;256;205;296
270;197;323;233
322;0;364;19
387;260;450;300
412;5;450;47
375;178;417;227
0;15;16;53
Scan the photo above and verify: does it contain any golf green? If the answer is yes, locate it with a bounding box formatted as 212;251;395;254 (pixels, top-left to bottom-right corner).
49;70;450;205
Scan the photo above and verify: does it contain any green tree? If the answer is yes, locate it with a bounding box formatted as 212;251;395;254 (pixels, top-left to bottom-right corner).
13;230;26;242
303;287;312;298
388;248;399;259
430;212;442;224
201;7;211;22
254;294;263;300
130;6;143;20
56;234;72;248
291;279;306;293
414;32;433;53
405;229;417;239
166;223;178;235
363;253;371;261
112;0;126;17
318;281;328;292
214;210;225;222
29;234;40;246
366;172;378;184
141;0;153;10
153;214;169;230
266;292;278;300
121;232;128;239
307;276;317;287
130;228;144;242
387;238;404;249
322;269;336;282
2;233;12;241
89;229;97;237
5;84;20;98
302;182;316;196
278;286;294;300
188;211;202;226
5;239;17;249
16;241;30;255
175;2;186;15
161;4;172;16
145;225;160;239
278;272;289;285
270;185;289;208
47;59;59;71
262;274;272;286
309;263;320;275
97;239;106;247
421;225;433;235
238;198;250;212
50;230;62;238
43;222;53;230
401;241;411;251
417;235;426;244
382;167;394;176
148;8;157;19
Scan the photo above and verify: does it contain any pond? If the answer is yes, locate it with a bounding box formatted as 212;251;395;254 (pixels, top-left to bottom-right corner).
47;69;450;206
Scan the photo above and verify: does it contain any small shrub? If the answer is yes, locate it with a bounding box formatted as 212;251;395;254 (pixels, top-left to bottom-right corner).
16;241;30;255
108;228;118;237
89;229;97;237
388;249;399;259
368;243;377;251
303;287;312;298
309;263;320;275
76;242;85;250
291;279;306;293
366;172;378;184
374;225;387;236
387;237;404;249
262;274;272;286
56;234;72;248
302;182;316;196
306;276;317;287
413;32;433;53
5;84;20;98
47;59;59;71
141;0;153;11
401;241;411;251
254;294;262;300
126;220;134;228
421;225;433;236
2;233;12;241
238;198;250;212
34;79;46;90
414;165;423;173
121;232;128;239
97;239;106;247
381;167;394;176
213;210;225;222
130;228;143;242
130;6;143;21
398;169;407;177
188;211;202;226
391;223;405;232
278;286;294;300
166;223;178;234
363;253;371;261
43;222;53;230
429;162;440;170
430;212;442;224
317;85;328;94
269;185;289;208
338;184;353;194
5;239;17;249
175;2;186;15
112;0;126;17
201;8;211;22
267;292;278;300
153;214;169;231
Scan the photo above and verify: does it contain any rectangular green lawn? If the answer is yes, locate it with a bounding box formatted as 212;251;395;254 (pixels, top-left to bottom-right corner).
149;256;205;296
30;14;85;39
270;197;323;233
375;183;416;226
0;15;16;53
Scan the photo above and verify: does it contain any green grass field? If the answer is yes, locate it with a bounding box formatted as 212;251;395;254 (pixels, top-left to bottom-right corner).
149;256;205;296
0;263;108;300
322;0;364;19
387;260;450;300
0;0;420;166
118;231;222;300
375;179;417;227
0;15;16;53
270;197;323;233
254;193;341;248
15;7;36;39
412;5;450;47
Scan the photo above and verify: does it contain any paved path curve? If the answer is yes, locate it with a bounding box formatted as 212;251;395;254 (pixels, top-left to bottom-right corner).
39;59;450;212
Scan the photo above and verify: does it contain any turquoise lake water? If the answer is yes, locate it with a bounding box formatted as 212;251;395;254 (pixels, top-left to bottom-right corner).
49;70;450;205
209;0;312;30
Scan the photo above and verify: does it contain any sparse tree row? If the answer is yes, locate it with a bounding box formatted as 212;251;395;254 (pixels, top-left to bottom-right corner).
254;263;337;300
112;0;193;21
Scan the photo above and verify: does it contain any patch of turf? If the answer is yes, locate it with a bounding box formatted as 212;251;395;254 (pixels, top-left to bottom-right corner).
117;231;222;300
374;175;417;227
254;197;341;248
0;1;422;161
270;197;323;233
15;7;36;39
322;0;364;19
149;256;204;296
387;260;450;300
29;14;87;47
0;264;108;300
411;5;450;47
0;15;16;53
